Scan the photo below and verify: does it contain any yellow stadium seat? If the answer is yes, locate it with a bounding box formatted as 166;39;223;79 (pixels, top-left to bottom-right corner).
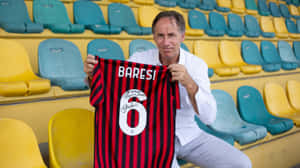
290;5;300;17
232;0;246;13
219;41;262;74
0;39;50;97
48;108;94;168
194;41;240;76
264;82;300;126
108;0;129;3
133;0;154;5
138;6;160;27
260;16;276;34
273;17;289;38
0;118;47;168
217;0;232;8
287;80;300;111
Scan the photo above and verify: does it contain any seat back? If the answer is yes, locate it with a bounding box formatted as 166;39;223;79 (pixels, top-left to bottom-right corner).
217;0;232;8
260;16;275;33
227;13;244;33
289;4;300;16
269;2;282;17
241;40;264;65
279;4;291;18
245;0;258;11
129;39;156;57
286;19;298;33
293;41;300;60
73;1;107;25
181;42;189;52
0;0;32;24
208;12;227;31
138;6;160;27
87;39;125;60
188;10;208;30
108;3;138;28
49;108;94;168
0;118;46;168
232;0;246;11
258;0;270;15
244;15;261;35
219;41;246;66
273;17;289;35
194;41;223;68
199;0;216;10
287;80;300;111
260;41;282;64
278;41;298;63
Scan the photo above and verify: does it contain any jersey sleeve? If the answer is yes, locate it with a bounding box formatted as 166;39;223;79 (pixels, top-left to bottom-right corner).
90;56;104;107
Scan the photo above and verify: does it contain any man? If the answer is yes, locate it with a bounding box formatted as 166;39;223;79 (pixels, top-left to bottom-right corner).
84;11;251;168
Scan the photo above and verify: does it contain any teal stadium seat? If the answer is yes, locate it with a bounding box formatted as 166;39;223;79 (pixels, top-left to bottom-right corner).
261;41;297;70
155;0;177;7
205;12;227;37
269;2;282;17
286;19;300;35
108;3;151;35
278;41;300;67
178;0;199;9
194;116;235;145
241;40;280;72
188;10;209;32
293;41;300;62
244;15;261;37
279;4;292;18
292;0;300;6
211;89;267;145
227;13;244;37
129;39;156;57
296;20;300;32
33;0;84;33
237;86;294;135
73;1;121;34
87;39;125;60
180;42;189;52
258;0;270;16
198;0;216;11
38;39;88;91
245;0;258;13
0;0;43;33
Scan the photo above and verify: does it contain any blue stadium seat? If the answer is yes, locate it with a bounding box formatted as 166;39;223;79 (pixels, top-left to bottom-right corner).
285;19;300;38
293;41;300;62
178;0;199;9
155;0;177;7
237;86;294;135
292;0;300;6
211;89;267;145
38;39;88;91
296;19;300;32
180;42;189;52
244;15;261;37
258;0;270;16
227;13;244;37
108;3;151;35
205;12;227;37
195;116;235;145
73;1;121;34
198;0;216;10
278;41;299;67
279;4;292;18
269;2;282;17
129;39;156;57
245;0;258;15
241;40;279;72
0;0;43;33
188;10;209;32
261;41;297;71
87;39;125;60
33;0;84;33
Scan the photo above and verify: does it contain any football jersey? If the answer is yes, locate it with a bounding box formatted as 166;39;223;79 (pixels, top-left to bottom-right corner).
90;57;180;168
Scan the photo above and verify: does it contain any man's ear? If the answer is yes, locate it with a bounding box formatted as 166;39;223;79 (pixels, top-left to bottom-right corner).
181;32;185;42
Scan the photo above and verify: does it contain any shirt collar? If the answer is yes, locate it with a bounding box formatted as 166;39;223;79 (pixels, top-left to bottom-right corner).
154;48;185;65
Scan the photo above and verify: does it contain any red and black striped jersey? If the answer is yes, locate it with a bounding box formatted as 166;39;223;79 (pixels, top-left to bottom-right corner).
90;57;180;168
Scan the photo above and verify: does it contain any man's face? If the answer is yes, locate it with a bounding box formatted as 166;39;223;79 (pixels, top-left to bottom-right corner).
153;17;185;62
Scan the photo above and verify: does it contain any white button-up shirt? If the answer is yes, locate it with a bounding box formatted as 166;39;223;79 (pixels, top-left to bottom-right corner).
129;48;217;146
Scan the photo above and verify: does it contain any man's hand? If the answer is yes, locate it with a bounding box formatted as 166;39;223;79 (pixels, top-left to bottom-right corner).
84;54;98;79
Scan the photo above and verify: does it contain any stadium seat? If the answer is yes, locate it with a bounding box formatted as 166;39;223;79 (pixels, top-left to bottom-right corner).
194;116;235;145
261;40;297;71
0;39;50;97
273;17;289;38
0;0;43;33
205;12;227;36
293;41;300;62
33;0;84;33
245;0;259;15
260;16;276;38
244;15;261;37
194;41;240;77
211;89;267;145
269;2;282;17
219;41;262;74
216;0;231;12
133;0;154;5
198;0;217;11
241;40;279;72
264;82;300;126
289;5;300;19
49;108;94;168
278;41;299;67
129;39;156;57
108;3;151;35
73;1;121;34
258;0;271;15
0;118;47;168
287;80;300;111
109;0;130;3
138;6;160;28
38;39;88;91
296;19;300;33
279;4;292;18
227;13;244;37
285;19;300;38
155;0;177;7
178;0;200;9
292;0;300;6
188;10;209;32
237;86;294;135
87;39;125;60
232;0;246;13
180;42;189;52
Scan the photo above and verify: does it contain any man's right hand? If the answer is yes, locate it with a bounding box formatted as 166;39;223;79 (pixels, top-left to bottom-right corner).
84;54;98;79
